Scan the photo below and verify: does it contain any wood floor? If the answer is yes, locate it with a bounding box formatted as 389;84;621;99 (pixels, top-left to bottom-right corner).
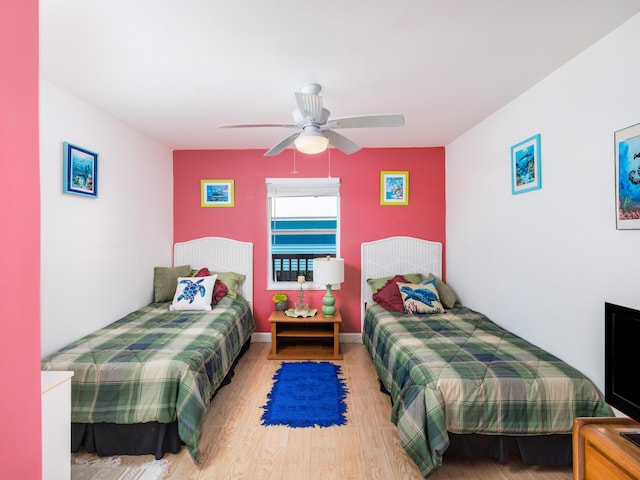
71;342;574;479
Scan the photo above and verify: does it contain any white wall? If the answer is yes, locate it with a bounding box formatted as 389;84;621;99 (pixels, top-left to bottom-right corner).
40;79;174;356
446;13;640;390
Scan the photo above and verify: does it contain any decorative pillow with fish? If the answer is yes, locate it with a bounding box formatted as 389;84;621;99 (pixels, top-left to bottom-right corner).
170;275;217;311
397;278;445;314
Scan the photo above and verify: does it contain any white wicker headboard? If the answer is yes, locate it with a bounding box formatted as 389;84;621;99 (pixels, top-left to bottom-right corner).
174;237;253;311
361;236;442;328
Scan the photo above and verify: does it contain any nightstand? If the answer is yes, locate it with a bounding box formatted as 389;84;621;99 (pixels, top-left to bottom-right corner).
268;310;342;360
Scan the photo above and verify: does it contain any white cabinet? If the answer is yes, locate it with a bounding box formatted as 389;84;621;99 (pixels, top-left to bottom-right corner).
41;371;73;480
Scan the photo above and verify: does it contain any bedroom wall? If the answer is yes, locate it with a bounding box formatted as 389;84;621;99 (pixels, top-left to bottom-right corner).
40;80;175;357
173;147;446;334
0;0;41;476
446;12;640;390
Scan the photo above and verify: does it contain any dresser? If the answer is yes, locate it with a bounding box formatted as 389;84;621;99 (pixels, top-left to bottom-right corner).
41;371;73;480
573;417;640;480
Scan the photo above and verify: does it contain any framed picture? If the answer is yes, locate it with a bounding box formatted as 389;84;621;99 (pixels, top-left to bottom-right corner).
63;142;98;198
201;179;234;207
380;171;409;206
615;122;640;229
510;134;542;195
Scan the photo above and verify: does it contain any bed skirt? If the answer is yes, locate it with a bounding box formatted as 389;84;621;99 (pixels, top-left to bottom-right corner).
71;338;252;460
446;432;571;466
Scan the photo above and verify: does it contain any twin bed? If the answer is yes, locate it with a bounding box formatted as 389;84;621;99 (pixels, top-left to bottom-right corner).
41;237;255;464
361;236;612;478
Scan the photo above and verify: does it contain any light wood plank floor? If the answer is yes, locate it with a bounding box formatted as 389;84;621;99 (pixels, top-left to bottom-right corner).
71;342;573;479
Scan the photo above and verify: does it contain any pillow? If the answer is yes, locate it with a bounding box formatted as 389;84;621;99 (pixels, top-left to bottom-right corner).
210;271;246;299
212;279;228;304
154;265;192;303
169;275;217;311
397;278;445;314
372;274;410;312
425;273;457;309
367;273;423;293
192;267;228;304
193;267;210;277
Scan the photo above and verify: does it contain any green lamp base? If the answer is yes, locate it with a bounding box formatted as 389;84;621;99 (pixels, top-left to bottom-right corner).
321;285;336;317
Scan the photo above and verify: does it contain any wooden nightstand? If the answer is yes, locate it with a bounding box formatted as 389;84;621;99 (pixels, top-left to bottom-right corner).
573;417;640;480
268;310;342;360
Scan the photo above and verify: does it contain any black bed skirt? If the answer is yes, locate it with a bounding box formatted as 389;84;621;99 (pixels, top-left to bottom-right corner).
71;421;182;459
378;380;572;467
71;338;252;460
446;432;571;466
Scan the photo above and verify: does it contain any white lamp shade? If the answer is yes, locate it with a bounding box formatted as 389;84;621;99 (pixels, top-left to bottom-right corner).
313;257;344;285
294;132;329;154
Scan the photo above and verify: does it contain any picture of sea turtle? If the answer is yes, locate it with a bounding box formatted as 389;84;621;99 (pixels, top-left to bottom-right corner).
177;278;207;304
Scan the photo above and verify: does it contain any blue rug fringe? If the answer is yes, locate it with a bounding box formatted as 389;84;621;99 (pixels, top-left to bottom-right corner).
261;361;349;428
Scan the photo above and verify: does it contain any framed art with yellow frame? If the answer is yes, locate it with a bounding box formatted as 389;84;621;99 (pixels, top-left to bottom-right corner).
380;171;409;206
201;179;235;207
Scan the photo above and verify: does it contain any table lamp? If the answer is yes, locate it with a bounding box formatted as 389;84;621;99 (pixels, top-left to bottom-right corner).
312;257;344;317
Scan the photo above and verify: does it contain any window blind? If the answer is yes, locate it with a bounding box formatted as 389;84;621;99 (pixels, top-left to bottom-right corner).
266;177;340;197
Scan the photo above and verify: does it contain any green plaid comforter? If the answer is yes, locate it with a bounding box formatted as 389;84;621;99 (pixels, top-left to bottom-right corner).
362;303;612;478
41;297;255;463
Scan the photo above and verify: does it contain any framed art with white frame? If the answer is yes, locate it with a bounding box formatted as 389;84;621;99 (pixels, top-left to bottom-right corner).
615;122;640;229
510;134;541;195
201;179;235;207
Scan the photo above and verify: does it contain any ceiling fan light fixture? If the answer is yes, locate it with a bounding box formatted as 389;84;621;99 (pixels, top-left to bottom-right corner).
294;131;329;154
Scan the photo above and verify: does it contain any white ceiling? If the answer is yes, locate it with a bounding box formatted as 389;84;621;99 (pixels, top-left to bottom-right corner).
40;0;640;153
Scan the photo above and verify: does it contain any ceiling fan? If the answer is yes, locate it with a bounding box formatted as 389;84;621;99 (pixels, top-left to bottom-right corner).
218;83;404;156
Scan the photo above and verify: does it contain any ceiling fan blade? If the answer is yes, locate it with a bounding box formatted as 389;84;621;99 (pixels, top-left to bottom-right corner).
325;130;361;155
264;132;300;156
218;123;297;129
325;114;405;129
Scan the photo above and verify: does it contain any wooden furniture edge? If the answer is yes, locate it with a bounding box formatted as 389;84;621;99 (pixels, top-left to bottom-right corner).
572;416;639;480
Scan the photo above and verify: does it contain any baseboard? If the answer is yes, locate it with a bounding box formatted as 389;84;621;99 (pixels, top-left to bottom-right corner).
251;332;362;343
251;332;272;343
340;333;362;343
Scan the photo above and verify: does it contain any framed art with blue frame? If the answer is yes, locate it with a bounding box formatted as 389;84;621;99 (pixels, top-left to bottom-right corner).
614;122;640;230
63;142;98;198
201;179;235;207
510;134;541;195
380;171;409;205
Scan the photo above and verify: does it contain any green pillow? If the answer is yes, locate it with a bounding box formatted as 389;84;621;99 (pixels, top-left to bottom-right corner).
425;273;457;309
154;265;191;303
210;271;246;299
367;273;423;293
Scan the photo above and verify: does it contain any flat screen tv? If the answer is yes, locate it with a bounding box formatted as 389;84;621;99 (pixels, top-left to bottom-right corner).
605;302;640;447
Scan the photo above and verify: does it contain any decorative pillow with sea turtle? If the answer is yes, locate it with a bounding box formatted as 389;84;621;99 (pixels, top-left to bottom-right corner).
397;278;445;314
169;275;217;311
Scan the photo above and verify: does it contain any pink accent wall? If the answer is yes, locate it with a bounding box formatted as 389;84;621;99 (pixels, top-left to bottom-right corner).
0;0;42;477
174;147;445;334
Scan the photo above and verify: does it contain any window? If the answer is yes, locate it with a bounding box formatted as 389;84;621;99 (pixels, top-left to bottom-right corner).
266;178;340;290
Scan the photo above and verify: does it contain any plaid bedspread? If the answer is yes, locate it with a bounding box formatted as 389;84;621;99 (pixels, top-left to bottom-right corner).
362;303;612;478
41;297;255;463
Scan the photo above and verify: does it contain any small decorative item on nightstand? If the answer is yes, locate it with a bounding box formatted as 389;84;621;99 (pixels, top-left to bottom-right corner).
293;275;310;316
272;293;288;312
312;257;345;318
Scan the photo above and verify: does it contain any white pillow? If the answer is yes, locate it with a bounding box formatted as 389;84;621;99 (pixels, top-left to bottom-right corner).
169;275;217;311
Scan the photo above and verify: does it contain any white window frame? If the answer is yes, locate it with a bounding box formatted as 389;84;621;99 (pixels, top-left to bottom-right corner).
266;177;341;291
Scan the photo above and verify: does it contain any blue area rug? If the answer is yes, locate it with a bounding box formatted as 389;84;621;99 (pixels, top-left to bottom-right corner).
261;361;349;428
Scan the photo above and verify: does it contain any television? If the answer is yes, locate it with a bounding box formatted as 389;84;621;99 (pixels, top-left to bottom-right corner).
605;302;640;447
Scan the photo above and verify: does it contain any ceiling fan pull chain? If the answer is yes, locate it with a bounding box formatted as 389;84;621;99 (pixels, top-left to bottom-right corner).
291;148;299;174
327;147;332;178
